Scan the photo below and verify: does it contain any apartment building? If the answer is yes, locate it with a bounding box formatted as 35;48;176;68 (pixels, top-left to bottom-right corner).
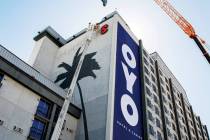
141;50;209;140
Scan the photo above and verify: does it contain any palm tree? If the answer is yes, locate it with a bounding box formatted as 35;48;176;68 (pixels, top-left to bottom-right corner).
54;47;100;140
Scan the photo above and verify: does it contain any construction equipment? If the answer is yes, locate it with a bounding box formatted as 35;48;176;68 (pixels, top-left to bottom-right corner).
51;24;99;140
103;0;210;64
154;0;210;64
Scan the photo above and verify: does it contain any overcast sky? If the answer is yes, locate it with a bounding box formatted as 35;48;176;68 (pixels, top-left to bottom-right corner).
0;0;209;134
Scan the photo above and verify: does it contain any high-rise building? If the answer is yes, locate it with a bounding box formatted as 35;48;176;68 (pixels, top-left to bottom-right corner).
142;51;209;140
0;11;208;140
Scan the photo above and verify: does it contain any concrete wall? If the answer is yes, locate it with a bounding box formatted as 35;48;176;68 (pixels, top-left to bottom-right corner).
0;75;40;140
29;12;143;140
52;18;114;140
29;36;59;78
59;113;79;140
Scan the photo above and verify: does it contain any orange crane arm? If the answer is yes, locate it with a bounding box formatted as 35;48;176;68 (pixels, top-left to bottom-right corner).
154;0;210;64
154;0;196;38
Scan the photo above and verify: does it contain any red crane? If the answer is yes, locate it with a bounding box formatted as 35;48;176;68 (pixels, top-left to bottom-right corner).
154;0;210;64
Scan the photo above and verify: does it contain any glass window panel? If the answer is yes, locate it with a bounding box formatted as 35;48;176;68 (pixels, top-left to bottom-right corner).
0;73;4;82
29;119;46;140
36;99;50;118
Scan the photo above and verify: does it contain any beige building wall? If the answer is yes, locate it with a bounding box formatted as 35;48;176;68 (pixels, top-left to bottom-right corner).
0;75;40;140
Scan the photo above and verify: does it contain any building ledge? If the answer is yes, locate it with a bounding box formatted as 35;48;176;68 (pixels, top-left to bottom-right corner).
0;45;81;119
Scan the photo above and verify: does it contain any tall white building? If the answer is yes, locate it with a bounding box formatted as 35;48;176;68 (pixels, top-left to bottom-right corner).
0;11;209;140
142;51;209;140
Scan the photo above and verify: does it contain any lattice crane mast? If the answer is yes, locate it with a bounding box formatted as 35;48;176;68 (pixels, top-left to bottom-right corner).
154;0;210;64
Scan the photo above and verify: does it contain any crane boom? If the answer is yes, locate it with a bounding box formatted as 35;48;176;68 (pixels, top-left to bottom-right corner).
102;0;210;63
154;0;210;64
154;0;195;37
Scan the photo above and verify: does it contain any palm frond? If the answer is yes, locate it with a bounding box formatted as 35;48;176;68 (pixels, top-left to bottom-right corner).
54;47;101;89
79;52;100;80
58;62;73;72
54;72;68;83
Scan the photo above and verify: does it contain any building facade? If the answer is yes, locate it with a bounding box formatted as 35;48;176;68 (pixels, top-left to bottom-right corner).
142;50;209;140
0;45;81;140
0;11;209;140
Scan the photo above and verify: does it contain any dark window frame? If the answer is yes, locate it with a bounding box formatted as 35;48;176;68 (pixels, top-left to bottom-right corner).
157;131;163;140
28;118;48;140
36;99;52;119
149;124;155;136
28;98;53;140
156;118;161;128
0;72;4;83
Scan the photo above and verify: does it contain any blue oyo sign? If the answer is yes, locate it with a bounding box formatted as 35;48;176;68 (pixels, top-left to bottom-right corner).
113;23;143;140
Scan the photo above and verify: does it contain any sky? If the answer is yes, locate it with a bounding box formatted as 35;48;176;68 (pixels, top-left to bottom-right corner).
0;0;209;134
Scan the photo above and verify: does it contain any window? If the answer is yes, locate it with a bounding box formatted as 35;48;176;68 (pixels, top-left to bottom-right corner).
145;76;151;85
172;123;176;131
188;113;192;118
154;95;158;104
184;127;187;133
29;119;46;140
177;92;181;98
144;66;150;75
144;58;149;66
149;58;154;65
157;131;163;140
143;49;148;57
155;106;160;116
179;101;182;106
159;70;163;76
147;98;153;109
164;106;169;114
165;117;171;126
165;77;168;83
161;86;165;94
146;86;152;96
168;94;171;101
169;104;173;110
171;112;174;120
166;85;170;91
151;75;156;83
160;78;164;84
53;107;61;122
167;128;172;137
149;124;155;136
174;134;178;140
180;108;183;114
198;130;201;135
162;95;167;103
190;121;193;126
0;73;4;83
148;111;154;122
152;84;157;93
172;87;176;93
36;99;51;118
182;117;185;124
192;129;195;134
156;118;161;128
150;66;155;73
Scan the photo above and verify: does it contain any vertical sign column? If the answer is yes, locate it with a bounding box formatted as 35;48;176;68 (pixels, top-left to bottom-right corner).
113;23;143;140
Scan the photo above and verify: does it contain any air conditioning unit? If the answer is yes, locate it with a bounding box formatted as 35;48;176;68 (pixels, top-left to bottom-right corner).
0;120;4;125
13;126;23;134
